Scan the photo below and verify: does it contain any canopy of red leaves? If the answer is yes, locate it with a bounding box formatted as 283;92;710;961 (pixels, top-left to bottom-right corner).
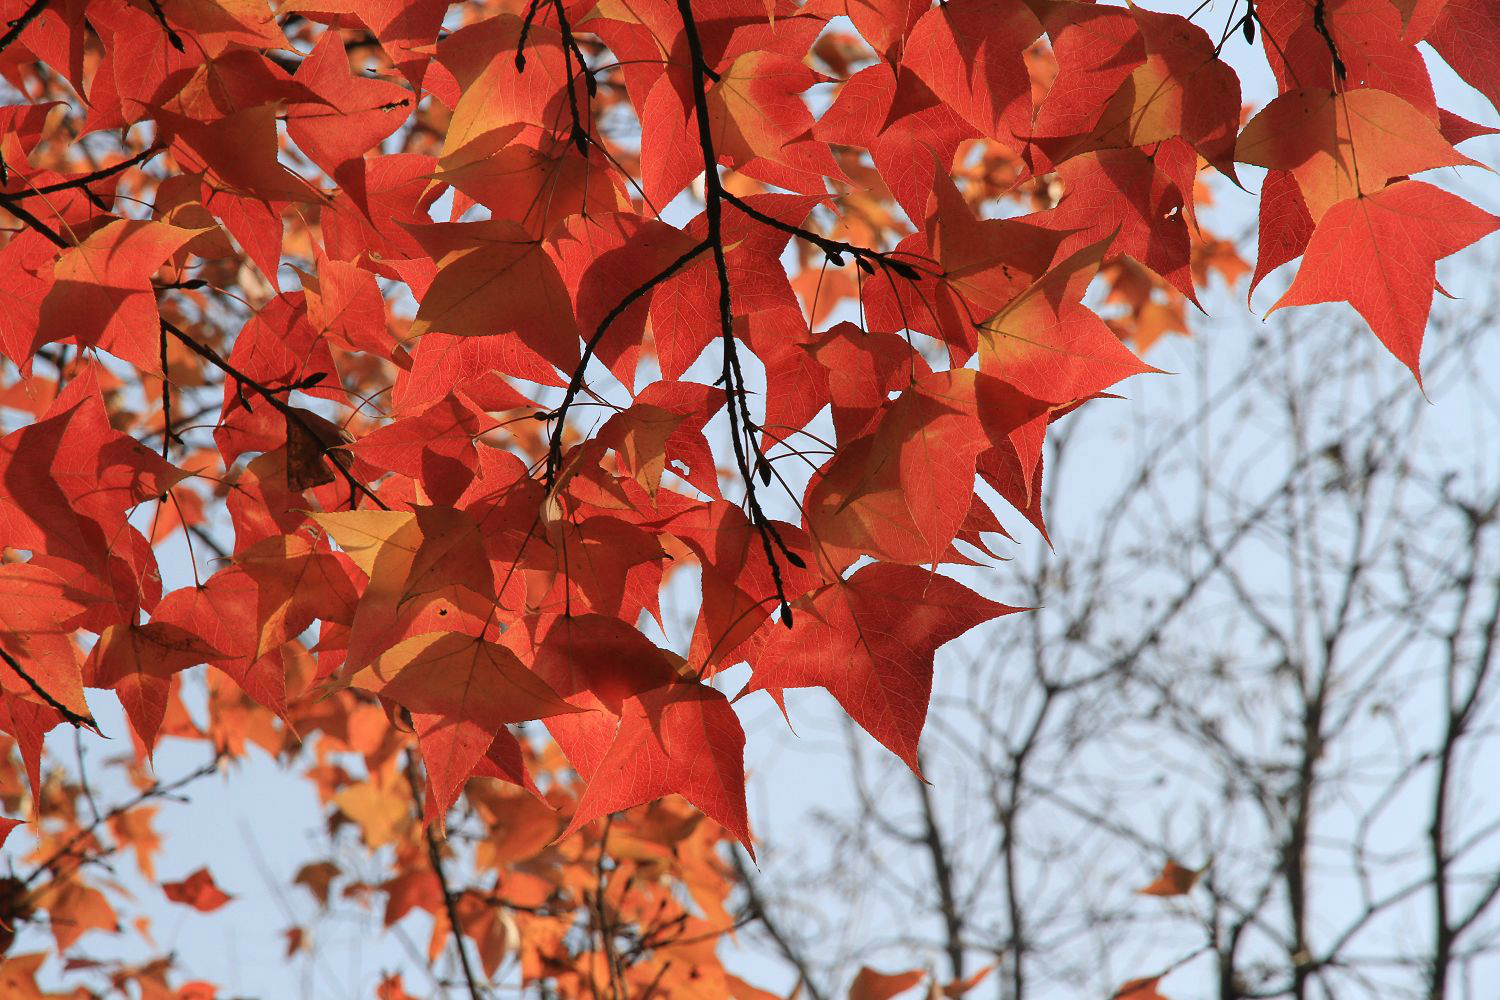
0;0;1495;994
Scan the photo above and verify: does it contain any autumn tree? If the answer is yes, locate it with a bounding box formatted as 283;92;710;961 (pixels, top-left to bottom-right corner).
0;0;1496;995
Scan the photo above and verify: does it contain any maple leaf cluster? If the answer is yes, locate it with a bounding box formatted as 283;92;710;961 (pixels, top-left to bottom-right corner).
0;0;1496;992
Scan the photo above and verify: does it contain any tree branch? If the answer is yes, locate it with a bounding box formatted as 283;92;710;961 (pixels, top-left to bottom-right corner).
426;826;486;1000
160;320;388;511
26;755;222;885
720;189;924;281
0;0;47;58
4;146;162;201
913;761;966;981
405;752;486;1000
674;0;799;625
542;238;709;491
0;646;98;730
730;847;828;1000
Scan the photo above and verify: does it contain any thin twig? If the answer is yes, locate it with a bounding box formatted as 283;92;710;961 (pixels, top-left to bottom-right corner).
145;0;185;50
551;0;594;156
1311;0;1347;81
0;647;98;730
0;0;48;57
729;847;828;1000
406;753;486;1000
542;239;710;491
514;0;545;71
914;760;966;981
159;321;172;459
26;756;222;885
594;815;625;1000
0;190;72;248
721;190;923;282
160;320;387;511
426;827;486;1000
73;729;101;825
674;0;796;625
4;147;162;200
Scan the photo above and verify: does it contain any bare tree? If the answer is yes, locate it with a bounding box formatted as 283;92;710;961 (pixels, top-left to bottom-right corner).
733;276;1500;1000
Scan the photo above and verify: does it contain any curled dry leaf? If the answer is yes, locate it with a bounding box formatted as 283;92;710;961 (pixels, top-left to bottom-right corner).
1138;859;1203;897
161;868;233;912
